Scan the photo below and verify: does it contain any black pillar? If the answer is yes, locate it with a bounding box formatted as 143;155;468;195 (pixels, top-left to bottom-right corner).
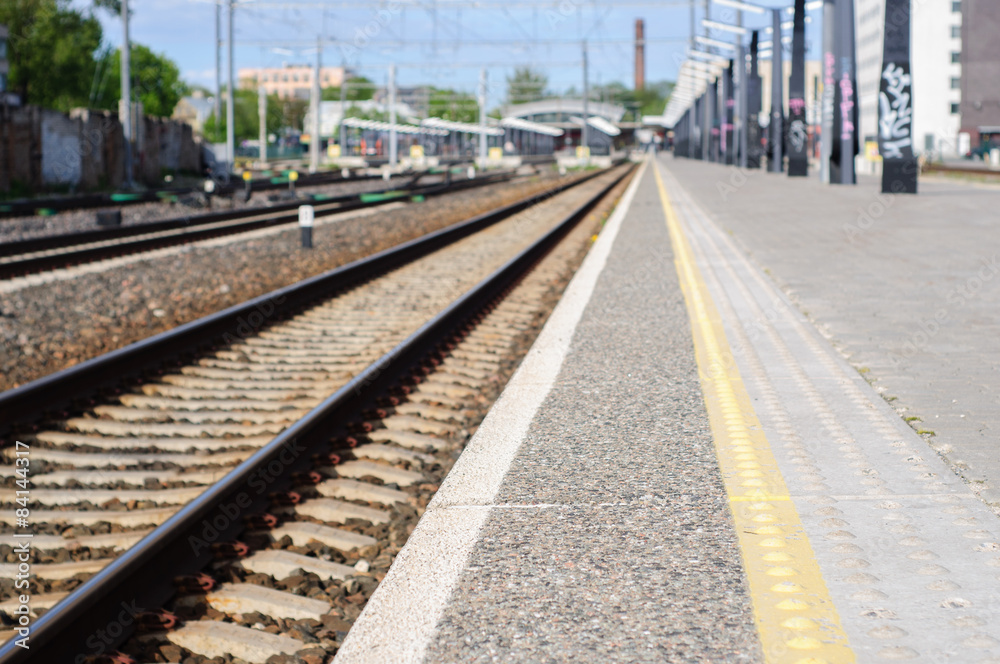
748;31;763;168
788;0;809;176
879;0;918;194
724;60;735;165
831;0;858;184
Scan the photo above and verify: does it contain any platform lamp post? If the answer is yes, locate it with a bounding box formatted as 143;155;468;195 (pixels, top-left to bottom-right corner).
820;0;835;183
226;0;235;179
120;0;133;188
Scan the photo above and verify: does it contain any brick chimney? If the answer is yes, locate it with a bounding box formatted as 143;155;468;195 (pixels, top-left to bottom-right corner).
635;19;646;91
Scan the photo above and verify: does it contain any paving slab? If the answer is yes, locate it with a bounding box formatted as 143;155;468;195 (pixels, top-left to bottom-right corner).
663;158;1000;504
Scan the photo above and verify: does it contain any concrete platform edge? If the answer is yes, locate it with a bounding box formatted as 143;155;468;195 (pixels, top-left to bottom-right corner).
332;159;649;664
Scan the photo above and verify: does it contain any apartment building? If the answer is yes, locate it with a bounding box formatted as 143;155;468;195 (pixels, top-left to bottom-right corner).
238;65;348;100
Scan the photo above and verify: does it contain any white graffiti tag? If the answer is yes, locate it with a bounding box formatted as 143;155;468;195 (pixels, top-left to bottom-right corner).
790;119;807;152
879;62;912;158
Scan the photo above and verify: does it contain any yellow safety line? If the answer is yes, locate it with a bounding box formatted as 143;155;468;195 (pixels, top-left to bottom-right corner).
652;162;854;664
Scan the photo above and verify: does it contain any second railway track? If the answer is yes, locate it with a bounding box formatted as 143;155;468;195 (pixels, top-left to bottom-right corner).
0;170;521;281
0;162;634;663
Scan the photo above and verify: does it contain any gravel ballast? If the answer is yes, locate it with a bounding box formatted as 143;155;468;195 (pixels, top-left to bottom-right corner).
0;172;579;391
0;174;416;244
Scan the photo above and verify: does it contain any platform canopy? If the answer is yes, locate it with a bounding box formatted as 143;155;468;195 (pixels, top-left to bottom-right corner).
341;118;448;136
420;117;504;136
569;116;622;137
500;117;564;137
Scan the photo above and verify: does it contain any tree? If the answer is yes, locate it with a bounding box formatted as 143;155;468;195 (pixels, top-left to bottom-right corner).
635;81;673;116
506;67;548;105
202;89;284;143
428;88;478;123
341;104;387;123
0;0;103;110
321;76;376;102
92;43;188;118
590;79;674;118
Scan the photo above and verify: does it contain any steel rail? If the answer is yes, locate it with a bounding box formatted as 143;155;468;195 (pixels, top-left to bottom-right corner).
0;161;632;664
0;167;612;441
0;154;555;220
921;162;1000;179
0;171;517;279
0;169;383;220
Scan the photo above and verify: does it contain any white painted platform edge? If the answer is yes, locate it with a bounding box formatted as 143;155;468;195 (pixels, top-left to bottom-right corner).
333;159;649;664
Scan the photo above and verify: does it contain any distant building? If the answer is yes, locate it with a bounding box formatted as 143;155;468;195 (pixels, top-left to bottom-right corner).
960;0;1000;149
303;100;417;137
758;59;823;126
172;91;215;133
502;99;626;153
373;86;432;118
238;65;348;100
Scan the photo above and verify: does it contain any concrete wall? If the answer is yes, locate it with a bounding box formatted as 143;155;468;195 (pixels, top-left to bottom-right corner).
0;105;201;194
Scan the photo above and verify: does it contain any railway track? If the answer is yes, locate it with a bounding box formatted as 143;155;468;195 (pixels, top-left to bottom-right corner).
0;171;518;280
0;156;556;221
921;162;1000;179
0;162;633;663
0;169;387;220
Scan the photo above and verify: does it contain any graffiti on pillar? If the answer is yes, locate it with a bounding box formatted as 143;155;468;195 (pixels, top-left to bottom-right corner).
839;74;855;141
878;62;913;159
789;98;807;153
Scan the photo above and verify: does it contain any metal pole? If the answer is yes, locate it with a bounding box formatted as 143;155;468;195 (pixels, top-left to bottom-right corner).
120;0;132;187
340;71;347;156
769;8;784;173
258;84;267;166
820;0;835;183
214;1;222;143
748;30;762;168
310;35;321;173
478;67;487;165
737;9;747;168
582;40;589;157
690;0;696;49
388;64;397;167
834;0;857;184
226;0;235;178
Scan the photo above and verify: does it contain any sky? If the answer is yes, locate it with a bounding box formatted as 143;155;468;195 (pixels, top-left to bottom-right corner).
76;0;818;102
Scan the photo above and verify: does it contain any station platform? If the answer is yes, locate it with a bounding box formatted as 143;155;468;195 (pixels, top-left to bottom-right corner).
335;157;1000;663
